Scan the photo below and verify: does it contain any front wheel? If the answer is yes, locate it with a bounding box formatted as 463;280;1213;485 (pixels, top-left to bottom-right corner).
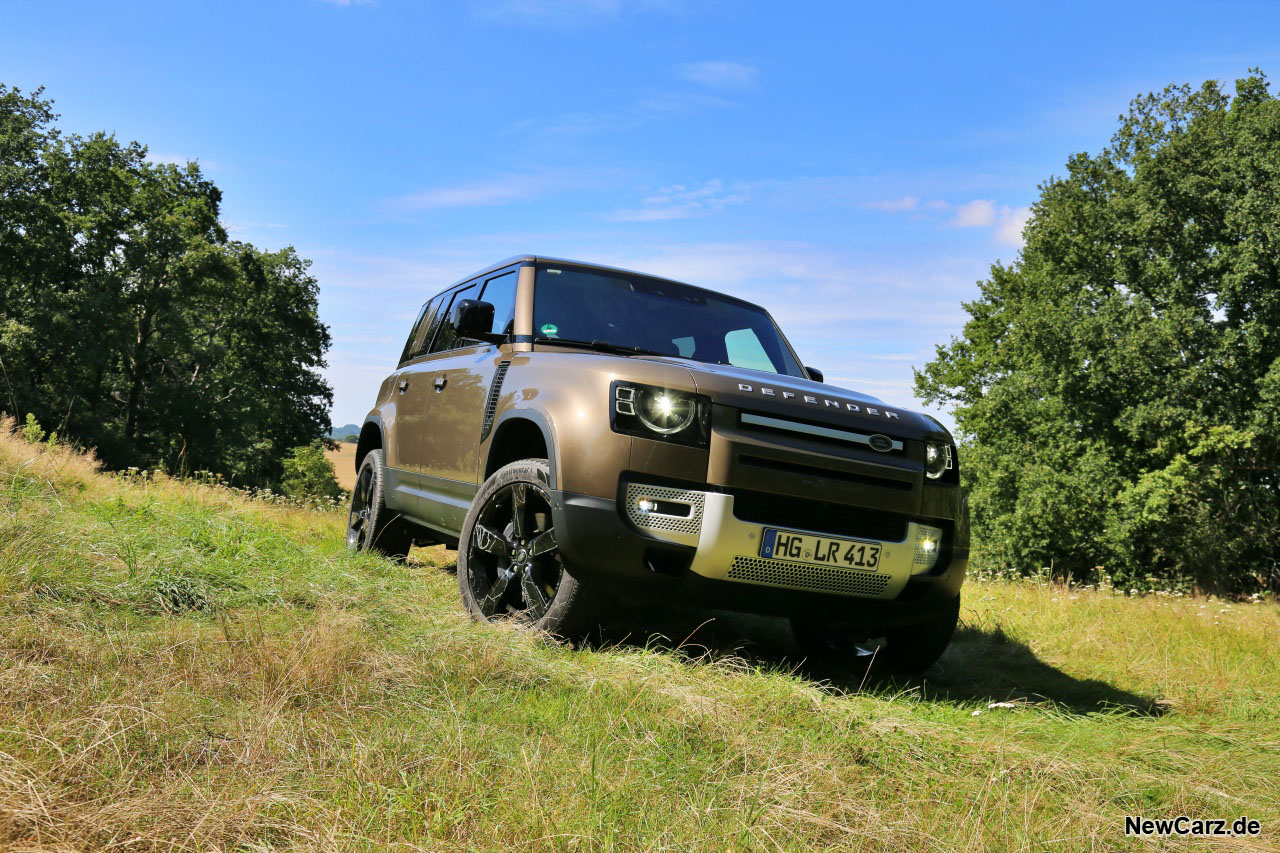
457;459;610;637
791;594;961;676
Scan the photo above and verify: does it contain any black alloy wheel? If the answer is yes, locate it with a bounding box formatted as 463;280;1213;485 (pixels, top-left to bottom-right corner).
457;459;611;637
345;448;413;559
466;480;561;621
346;463;376;550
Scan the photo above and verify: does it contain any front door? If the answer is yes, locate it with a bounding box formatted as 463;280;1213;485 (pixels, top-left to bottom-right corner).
411;268;519;533
419;269;518;483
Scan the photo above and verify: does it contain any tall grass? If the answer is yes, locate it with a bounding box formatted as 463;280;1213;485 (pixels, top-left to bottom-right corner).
1;421;1277;850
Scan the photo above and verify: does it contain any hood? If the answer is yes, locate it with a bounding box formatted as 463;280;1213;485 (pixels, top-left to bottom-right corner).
639;357;943;440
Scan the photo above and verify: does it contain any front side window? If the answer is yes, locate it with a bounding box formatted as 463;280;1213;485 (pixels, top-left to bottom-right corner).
531;265;804;377
429;283;479;354
480;270;518;337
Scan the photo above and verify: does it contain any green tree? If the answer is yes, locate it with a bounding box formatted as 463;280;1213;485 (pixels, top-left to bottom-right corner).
280;440;342;500
0;85;332;485
916;71;1280;595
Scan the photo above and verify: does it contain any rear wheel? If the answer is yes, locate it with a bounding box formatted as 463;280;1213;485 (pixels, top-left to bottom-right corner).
457;459;609;637
346;449;414;559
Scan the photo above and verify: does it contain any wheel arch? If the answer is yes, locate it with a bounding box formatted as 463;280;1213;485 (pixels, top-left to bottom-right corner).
484;410;559;489
355;417;385;474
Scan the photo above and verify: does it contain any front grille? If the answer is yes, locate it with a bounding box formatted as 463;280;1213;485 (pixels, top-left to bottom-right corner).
727;556;890;597
738;454;912;492
729;489;908;542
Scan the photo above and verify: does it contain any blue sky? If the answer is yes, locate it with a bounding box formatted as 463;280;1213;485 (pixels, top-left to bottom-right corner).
4;0;1279;430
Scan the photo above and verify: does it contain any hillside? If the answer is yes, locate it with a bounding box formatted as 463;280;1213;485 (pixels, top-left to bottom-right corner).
328;424;361;441
1;424;1278;850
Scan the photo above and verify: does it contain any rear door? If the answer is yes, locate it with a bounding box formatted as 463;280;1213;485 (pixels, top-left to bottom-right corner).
387;293;448;473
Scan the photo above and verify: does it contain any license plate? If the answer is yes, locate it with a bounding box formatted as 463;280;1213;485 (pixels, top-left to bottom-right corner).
759;528;881;570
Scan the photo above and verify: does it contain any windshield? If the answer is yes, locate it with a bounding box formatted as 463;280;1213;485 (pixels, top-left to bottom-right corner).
532;265;805;377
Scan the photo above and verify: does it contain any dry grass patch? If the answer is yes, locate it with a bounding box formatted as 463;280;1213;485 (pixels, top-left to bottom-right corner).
1;424;1278;850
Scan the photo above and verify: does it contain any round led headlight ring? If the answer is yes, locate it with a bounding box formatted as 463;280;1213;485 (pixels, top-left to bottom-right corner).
636;389;696;435
924;441;950;479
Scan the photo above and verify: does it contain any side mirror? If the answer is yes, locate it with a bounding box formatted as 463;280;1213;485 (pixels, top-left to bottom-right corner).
451;299;503;344
805;365;824;383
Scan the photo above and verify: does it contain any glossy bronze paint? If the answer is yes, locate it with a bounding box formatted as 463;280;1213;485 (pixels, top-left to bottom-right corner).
482;349;708;498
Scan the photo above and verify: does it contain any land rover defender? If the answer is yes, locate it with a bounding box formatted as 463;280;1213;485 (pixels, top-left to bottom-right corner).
348;256;968;672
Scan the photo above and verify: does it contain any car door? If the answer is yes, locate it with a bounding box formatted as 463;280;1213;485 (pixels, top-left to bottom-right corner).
387;292;449;475
418;268;519;486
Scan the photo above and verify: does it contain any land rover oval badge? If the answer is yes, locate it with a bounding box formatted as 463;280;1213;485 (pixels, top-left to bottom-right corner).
868;434;893;452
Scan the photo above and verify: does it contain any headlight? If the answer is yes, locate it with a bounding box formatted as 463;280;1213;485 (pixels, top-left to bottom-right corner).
924;441;953;480
613;382;710;446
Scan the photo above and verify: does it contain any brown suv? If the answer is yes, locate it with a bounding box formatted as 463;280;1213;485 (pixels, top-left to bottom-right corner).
347;256;968;672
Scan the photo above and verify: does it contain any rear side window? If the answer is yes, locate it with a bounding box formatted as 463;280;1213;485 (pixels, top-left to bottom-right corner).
429;283;479;353
401;293;447;363
480;271;518;337
400;304;431;364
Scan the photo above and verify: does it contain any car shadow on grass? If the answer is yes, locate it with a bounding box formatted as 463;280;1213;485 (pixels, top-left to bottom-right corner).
592;604;1166;718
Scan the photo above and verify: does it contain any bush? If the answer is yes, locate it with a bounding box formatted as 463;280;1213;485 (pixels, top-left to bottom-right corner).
22;412;45;443
280;440;342;500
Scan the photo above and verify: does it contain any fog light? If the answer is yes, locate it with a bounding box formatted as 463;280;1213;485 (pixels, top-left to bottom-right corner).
913;524;944;572
636;498;656;513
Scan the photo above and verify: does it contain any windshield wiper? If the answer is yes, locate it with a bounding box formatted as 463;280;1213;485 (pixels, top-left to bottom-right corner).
532;337;672;358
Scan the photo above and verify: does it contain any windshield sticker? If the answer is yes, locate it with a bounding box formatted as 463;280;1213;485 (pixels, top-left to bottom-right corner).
540;323;559;337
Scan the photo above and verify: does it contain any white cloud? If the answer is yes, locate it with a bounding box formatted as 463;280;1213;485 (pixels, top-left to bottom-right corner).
609;179;749;221
996;205;1033;246
952;199;997;227
863;196;919;212
477;0;668;24
389;175;557;210
676;61;758;90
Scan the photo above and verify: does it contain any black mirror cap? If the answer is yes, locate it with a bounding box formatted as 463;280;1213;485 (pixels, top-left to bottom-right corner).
451;299;503;344
805;365;824;383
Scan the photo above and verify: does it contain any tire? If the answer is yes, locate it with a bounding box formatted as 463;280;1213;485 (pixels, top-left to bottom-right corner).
346;448;414;560
879;594;961;675
457;459;610;637
791;593;961;676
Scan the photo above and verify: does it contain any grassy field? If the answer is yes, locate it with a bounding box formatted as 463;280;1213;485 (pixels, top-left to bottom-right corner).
1;426;1278;851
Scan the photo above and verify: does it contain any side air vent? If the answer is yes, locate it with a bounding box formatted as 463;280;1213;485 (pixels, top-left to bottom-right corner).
480;361;511;440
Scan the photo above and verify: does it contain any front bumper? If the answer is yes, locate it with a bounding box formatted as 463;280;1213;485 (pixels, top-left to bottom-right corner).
551;484;967;629
622;483;941;600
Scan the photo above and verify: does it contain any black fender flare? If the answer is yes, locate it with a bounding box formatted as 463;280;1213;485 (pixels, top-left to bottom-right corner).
486;408;560;490
355;416;386;474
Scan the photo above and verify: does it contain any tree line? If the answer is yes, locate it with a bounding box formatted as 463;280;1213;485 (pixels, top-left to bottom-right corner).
918;71;1280;595
0;85;332;486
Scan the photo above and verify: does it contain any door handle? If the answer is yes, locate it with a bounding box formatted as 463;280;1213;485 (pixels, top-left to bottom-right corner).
434;375;447;391
398;380;408;394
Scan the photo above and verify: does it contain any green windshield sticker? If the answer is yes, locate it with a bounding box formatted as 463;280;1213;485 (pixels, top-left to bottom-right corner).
540;323;558;337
